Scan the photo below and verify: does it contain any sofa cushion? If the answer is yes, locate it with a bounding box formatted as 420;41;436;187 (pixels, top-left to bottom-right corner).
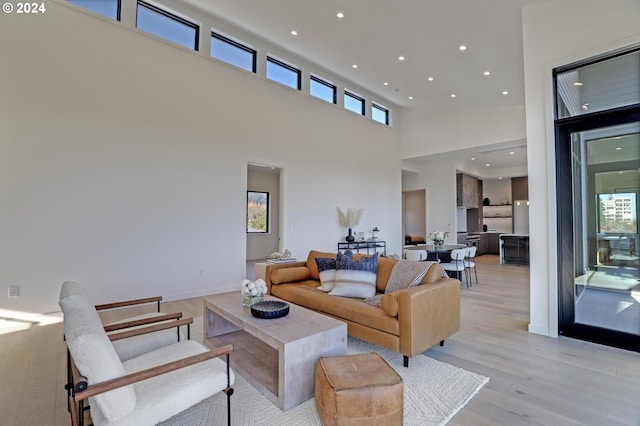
380;294;399;317
270;283;399;335
330;252;378;298
315;257;337;292
271;266;310;285
306;250;338;280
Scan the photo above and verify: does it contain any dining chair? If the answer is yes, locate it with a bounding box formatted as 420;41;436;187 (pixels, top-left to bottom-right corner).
465;246;478;286
403;249;428;261
441;248;468;287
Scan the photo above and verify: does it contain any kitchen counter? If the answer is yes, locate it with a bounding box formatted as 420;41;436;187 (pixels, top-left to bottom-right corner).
499;234;530;265
467;232;501;255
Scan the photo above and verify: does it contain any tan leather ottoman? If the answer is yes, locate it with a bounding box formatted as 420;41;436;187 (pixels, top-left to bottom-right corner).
315;353;404;425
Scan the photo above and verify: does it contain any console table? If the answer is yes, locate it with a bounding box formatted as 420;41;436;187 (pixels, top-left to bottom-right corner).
337;240;386;256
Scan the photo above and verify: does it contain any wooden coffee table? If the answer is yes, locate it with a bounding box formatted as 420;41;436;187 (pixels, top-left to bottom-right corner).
203;292;347;411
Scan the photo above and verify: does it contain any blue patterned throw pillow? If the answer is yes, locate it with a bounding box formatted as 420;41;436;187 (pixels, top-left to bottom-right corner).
316;257;337;292
330;251;378;298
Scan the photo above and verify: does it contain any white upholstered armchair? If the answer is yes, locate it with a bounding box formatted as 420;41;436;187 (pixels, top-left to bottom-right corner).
60;282;235;426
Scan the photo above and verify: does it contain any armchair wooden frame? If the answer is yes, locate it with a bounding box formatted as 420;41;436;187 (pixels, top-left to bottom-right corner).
64;295;192;413
68;343;235;426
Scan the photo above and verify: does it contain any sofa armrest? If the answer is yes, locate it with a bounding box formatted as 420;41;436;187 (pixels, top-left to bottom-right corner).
396;278;460;357
264;261;307;294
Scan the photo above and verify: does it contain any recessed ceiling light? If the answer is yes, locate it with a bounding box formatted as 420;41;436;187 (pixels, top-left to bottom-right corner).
352;64;358;69
485;163;491;167
450;94;456;98
509;151;515;155
498;177;503;180
290;30;298;36
616;147;622;150
471;157;476;160
483;71;491;76
408;96;414;100
502;91;509;95
619;171;624;174
398;56;405;61
427;76;434;81
459;45;467;51
383;82;389;86
336;12;344;18
573;82;583;86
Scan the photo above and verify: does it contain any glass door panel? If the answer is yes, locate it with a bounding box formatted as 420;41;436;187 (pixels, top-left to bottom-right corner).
571;123;640;336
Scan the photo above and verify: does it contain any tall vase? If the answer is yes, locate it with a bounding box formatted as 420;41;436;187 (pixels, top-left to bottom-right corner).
345;228;355;243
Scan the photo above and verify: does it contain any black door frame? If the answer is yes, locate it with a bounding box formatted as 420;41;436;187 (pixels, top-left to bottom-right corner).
555;105;640;352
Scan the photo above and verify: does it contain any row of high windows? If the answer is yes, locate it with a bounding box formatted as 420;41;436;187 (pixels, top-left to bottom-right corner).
67;0;391;126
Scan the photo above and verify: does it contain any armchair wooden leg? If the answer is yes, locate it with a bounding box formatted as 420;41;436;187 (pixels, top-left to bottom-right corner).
403;355;409;368
440;340;444;346
68;395;78;426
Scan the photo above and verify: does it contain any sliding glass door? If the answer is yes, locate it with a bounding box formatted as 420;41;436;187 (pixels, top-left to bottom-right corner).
555;48;640;351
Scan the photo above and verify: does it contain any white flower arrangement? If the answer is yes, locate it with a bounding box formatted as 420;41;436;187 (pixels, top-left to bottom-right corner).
429;230;449;245
241;278;267;299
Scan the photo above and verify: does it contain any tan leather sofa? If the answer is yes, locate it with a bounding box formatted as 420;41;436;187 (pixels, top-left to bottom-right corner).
264;250;460;367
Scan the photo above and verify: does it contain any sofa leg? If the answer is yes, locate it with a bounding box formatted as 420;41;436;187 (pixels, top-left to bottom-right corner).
440;340;444;346
403;355;409;368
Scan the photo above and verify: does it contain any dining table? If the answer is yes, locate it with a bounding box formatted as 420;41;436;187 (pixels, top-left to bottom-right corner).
404;244;466;263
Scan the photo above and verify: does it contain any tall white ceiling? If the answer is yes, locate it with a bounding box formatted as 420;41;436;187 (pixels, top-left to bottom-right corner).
178;0;547;173
181;0;547;110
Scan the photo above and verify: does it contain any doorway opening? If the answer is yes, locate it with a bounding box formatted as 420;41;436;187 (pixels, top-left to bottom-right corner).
246;164;281;272
403;189;427;245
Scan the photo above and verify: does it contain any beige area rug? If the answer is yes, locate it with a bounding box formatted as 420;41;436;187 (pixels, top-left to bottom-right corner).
161;317;488;426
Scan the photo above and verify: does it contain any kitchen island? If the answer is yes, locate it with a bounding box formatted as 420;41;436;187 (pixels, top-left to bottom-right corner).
499;234;529;265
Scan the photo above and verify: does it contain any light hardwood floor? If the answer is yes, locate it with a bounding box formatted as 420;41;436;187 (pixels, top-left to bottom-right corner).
1;255;638;425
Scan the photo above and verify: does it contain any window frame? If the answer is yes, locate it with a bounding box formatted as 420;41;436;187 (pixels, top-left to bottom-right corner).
344;90;365;116
372;102;390;125
210;31;257;73
67;0;121;21
266;56;302;90
310;75;337;104
136;1;200;51
246;190;270;234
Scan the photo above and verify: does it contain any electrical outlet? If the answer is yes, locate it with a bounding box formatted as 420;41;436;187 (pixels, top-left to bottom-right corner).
8;285;20;298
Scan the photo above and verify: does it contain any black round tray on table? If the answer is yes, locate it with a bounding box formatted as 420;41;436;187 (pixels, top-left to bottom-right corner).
250;300;290;319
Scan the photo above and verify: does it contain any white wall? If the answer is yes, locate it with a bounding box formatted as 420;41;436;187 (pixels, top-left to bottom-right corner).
522;0;640;336
400;105;526;160
483;179;512;205
0;2;402;313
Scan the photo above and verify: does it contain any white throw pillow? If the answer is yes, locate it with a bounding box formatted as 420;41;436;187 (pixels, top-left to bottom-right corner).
329;251;378;298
